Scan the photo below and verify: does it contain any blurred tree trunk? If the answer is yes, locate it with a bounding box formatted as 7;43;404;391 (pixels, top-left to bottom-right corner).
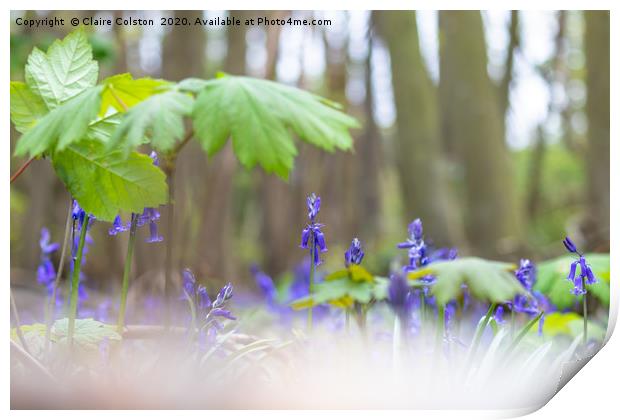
438;11;523;257
139;11;206;292
194;12;249;283
355;22;382;238
584;11;610;248
375;10;466;248
259;11;300;277
498;11;520;141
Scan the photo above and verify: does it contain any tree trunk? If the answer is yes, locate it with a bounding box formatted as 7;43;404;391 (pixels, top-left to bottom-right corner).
375;10;466;249
438;11;524;257
584;11;610;248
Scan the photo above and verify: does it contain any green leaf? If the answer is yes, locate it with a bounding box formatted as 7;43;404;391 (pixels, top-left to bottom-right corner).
84;113;123;143
535;253;610;310
189;75;359;179
10;81;48;133
51;318;121;350
110;89;193;153
532;312;606;341
408;257;525;307
52;140;168;221
291;276;374;310
25;29;98;109
100;73;170;114
11;323;48;359
14;86;103;157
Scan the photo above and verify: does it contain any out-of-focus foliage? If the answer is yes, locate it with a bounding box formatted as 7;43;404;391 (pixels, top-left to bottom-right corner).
408;258;526;306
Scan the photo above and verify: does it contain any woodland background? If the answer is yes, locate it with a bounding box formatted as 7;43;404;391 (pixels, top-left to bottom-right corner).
10;11;610;297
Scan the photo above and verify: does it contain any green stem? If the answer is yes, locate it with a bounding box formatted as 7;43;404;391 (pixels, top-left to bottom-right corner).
164;164;175;328
504;311;544;361
45;199;73;352
117;214;139;333
67;215;90;349
510;309;515;340
466;302;497;365
307;238;315;330
582;293;588;345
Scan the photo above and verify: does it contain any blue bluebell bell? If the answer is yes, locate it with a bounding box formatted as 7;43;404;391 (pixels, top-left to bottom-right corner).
494;305;506;324
109;215;129;236
300;193;327;266
344;238;364;267
563;236;598;295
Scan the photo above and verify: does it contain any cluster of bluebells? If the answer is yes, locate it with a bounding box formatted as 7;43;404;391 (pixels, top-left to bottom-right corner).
300;193;327;266
344;238;364;267
36;228;59;295
493;258;552;335
108;152;163;243
563;236;598;295
182;269;236;341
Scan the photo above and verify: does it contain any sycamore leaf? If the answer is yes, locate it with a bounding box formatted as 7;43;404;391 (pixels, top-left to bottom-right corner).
291;267;375;310
186;75;359;179
24;29;98;109
10;81;47;133
84;113;123;144
100;73;170;114
110;89;193;153
408;257;525;307
52;140;168;221
51;318;121;350
14;86;103;157
535;253;610;310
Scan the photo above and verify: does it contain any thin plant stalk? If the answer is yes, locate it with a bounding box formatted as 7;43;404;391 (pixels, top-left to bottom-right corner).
465;302;497;367
117;213;139;333
10;289;31;354
45;199;73;352
503;311;545;363
582;293;588;345
436;305;445;352
307;237;315;330
67;214;90;349
163;164;175;328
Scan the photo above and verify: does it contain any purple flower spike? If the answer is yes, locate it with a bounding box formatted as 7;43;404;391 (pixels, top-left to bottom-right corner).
409;218;423;241
344;238;365;267
562;237;598;295
563;236;578;254
182;269;196;296
306;193;321;221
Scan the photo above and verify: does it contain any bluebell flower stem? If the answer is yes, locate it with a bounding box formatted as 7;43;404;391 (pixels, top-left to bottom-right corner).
307;238;315;330
117;213;139;333
67;214;90;350
466;302;496;366
45;200;73;353
582;293;588;345
504;311;544;362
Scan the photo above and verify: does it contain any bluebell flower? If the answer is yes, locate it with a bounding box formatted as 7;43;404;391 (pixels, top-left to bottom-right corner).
149;150;160;167
493;305;506;324
563;236;598;295
36;228;59;294
39;228;60;254
397;218;429;273
387;273;416;316
251;264;277;303
300;193;327;266
197;285;211;311
344;238;364;267
515;259;536;290
109;215;129;236
183;268;196;296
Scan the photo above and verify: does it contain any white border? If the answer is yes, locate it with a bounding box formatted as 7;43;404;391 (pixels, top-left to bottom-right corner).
3;1;617;418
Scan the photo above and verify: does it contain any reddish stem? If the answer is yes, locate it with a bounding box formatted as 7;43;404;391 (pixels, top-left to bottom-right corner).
10;156;36;184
